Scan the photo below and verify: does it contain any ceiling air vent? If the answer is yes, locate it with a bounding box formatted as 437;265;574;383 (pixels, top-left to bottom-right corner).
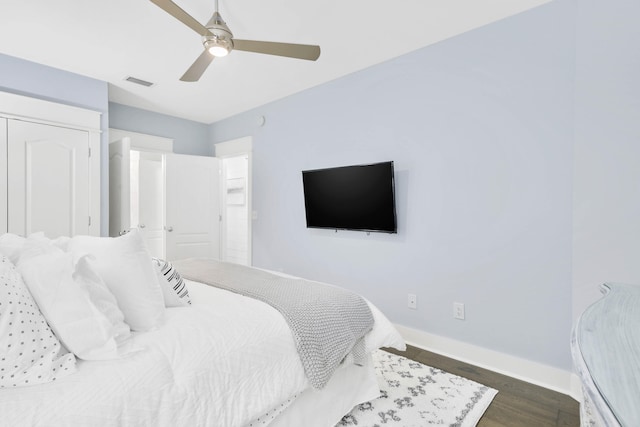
124;76;155;87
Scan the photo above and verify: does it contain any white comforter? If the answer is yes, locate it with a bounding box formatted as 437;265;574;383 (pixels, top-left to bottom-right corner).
0;280;403;426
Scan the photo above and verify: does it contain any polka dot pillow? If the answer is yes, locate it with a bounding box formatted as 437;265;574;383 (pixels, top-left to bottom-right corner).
0;255;76;388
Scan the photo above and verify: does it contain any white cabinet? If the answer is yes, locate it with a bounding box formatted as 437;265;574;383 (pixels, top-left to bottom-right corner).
0;92;101;237
109;139;220;261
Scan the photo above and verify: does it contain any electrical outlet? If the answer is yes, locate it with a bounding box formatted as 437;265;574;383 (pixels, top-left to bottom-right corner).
453;302;465;320
407;294;417;310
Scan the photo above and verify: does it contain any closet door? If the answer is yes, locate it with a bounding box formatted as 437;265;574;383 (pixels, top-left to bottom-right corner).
8;120;90;238
165;154;220;261
0;119;7;234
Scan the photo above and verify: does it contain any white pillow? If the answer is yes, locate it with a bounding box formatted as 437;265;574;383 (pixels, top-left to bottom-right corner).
0;233;26;265
19;233;131;345
0;233;70;265
0;255;76;388
51;235;71;252
18;236;131;360
69;229;165;331
74;255;131;344
151;258;191;307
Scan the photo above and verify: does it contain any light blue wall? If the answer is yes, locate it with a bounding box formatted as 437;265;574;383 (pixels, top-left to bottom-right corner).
0;53;110;236
109;102;211;156
572;1;640;317
209;1;576;370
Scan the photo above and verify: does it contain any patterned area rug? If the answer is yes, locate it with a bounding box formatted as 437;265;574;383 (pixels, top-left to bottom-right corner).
336;350;498;427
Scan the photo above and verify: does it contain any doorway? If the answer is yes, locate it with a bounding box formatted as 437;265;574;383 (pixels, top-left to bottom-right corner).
130;150;165;258
216;137;252;266
109;133;220;261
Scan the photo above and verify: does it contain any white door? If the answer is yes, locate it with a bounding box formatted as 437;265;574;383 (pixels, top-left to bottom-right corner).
0;119;7;234
109;137;131;237
165;153;220;261
131;150;165;258
8;120;90;238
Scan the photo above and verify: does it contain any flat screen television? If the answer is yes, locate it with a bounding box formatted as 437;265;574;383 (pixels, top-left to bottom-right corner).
302;161;397;234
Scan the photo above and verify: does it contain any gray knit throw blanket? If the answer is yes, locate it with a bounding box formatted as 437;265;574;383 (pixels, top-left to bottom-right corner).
173;258;374;389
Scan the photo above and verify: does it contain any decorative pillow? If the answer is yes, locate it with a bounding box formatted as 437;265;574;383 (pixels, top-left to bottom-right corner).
69;229;165;331
151;258;191;307
0;255;76;388
18;236;130;360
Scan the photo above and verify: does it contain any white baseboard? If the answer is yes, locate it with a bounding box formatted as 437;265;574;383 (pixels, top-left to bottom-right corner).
394;323;582;400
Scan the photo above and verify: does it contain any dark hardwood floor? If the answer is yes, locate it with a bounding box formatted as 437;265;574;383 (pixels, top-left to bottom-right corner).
382;345;580;427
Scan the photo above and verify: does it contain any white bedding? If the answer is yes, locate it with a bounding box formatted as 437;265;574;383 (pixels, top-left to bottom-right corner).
0;279;404;426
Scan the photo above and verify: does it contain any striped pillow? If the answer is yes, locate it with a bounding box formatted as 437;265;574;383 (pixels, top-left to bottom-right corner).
151;258;191;307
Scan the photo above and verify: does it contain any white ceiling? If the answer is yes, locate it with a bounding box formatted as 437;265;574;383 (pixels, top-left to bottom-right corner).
0;0;549;124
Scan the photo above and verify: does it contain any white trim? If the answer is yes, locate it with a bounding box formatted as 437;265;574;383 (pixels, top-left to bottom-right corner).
570;372;584;402
0;91;101;131
395;323;581;400
109;128;174;153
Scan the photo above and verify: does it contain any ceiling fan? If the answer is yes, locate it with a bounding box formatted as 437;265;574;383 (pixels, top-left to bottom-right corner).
150;0;321;82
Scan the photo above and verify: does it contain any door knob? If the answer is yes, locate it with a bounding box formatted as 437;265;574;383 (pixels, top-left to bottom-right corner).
139;224;146;229
165;226;173;232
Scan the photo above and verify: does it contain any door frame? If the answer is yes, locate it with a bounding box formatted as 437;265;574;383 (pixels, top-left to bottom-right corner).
108;137;131;238
215;136;253;266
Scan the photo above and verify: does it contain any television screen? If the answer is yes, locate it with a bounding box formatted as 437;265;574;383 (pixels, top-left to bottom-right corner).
302;161;397;233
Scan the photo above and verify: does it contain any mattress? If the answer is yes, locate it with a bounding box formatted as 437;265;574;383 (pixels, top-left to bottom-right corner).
0;278;404;426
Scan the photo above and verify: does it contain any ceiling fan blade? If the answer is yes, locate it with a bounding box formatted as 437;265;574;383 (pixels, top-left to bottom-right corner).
150;0;211;36
180;50;215;82
233;39;320;61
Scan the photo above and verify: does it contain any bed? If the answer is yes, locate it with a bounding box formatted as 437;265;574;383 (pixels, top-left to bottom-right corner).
0;230;405;426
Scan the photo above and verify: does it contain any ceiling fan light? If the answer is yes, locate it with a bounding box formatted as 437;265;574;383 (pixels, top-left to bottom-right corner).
205;37;232;57
208;45;229;57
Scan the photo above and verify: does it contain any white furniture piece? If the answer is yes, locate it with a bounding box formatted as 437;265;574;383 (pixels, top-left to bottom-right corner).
109;138;220;261
0;91;101;237
572;282;640;426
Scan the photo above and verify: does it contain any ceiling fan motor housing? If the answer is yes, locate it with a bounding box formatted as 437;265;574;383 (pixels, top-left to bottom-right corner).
203;11;234;55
